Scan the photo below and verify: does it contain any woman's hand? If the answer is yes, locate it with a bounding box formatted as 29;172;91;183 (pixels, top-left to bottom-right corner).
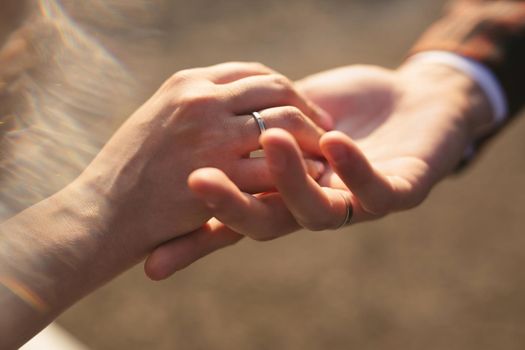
73;61;330;256
0;62;329;348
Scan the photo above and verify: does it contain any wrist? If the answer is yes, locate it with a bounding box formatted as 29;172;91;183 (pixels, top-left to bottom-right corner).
0;184;142;347
398;60;494;144
59;179;151;270
0;183;138;316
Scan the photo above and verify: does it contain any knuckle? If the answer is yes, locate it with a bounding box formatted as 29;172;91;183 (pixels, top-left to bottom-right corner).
165;69;193;87
245;61;272;73
177;90;219;112
278;106;305;130
214;62;241;73
270;74;294;94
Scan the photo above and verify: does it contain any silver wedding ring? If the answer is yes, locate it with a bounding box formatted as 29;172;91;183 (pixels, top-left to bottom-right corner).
336;193;353;229
249;111;267;158
252;111;266;134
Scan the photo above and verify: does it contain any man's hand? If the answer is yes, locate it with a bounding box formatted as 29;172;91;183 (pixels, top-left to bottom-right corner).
74;62;328;255
145;61;494;279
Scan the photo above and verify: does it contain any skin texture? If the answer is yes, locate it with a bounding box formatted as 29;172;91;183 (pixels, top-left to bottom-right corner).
0;62;329;349
144;59;494;280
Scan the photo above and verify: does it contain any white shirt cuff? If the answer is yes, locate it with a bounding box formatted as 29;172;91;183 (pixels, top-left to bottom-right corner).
408;51;508;126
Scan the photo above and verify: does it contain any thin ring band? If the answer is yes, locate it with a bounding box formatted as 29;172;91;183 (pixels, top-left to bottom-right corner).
336;193;353;229
249;111;267;158
252;111;267;134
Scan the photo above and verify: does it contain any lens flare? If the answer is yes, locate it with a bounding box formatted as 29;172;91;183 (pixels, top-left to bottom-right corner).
0;275;48;313
0;0;155;220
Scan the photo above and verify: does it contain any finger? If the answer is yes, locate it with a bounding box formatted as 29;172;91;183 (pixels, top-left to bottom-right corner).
229;106;326;156
229;157;325;194
166;62;275;90
260;129;350;231
144;220;244;281
320;131;396;216
199;61;276;84
222;74;333;130
188;168;301;240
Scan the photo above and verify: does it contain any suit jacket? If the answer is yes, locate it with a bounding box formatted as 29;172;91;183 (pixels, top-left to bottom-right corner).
412;0;525;120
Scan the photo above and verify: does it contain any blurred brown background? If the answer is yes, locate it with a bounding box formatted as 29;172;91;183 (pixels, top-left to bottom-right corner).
3;0;525;349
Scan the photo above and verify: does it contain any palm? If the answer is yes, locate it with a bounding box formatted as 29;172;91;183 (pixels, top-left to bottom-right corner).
297;65;458;209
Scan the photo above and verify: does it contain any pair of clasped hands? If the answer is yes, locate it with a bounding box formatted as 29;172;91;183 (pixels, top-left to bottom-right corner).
73;60;486;281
